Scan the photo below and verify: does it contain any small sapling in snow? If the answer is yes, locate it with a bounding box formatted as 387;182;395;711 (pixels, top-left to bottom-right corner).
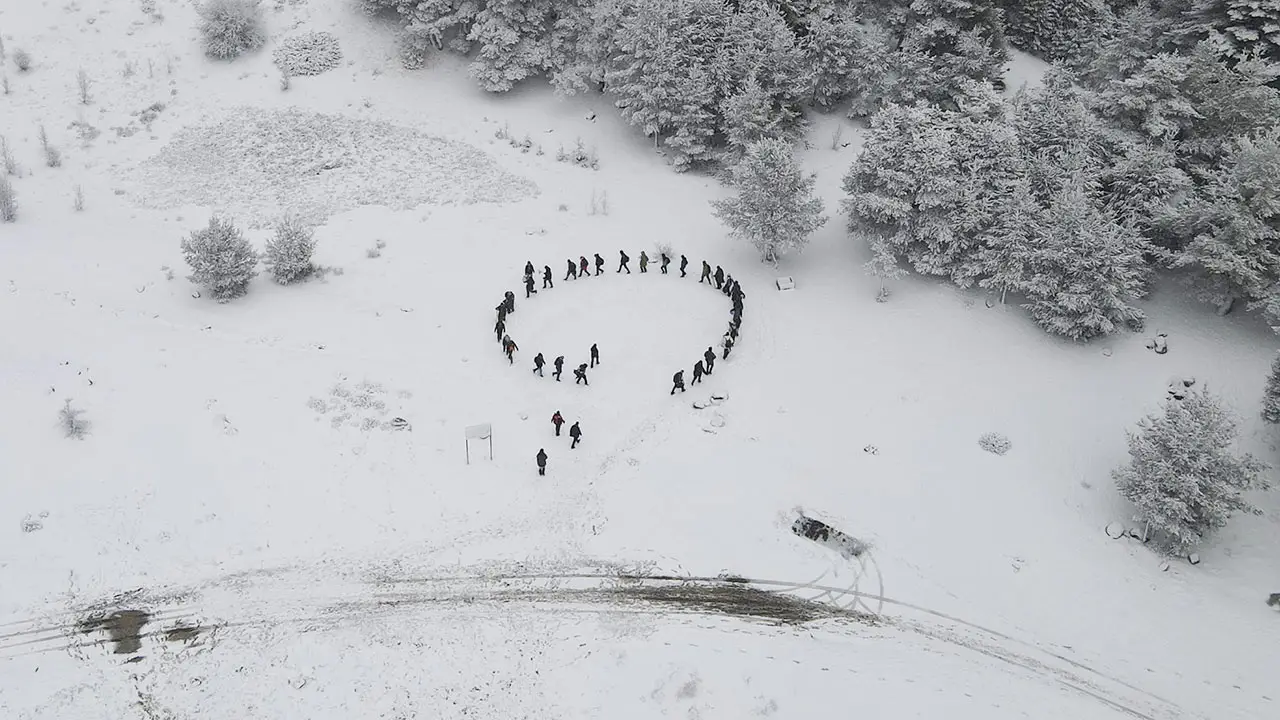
76;69;92;104
38;124;62;168
264;215;317;284
181;216;259;301
0;175;17;222
59;399;90;439
13;49;31;72
72;184;84;212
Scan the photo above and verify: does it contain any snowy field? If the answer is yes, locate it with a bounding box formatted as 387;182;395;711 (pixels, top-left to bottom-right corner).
2;1;1278;719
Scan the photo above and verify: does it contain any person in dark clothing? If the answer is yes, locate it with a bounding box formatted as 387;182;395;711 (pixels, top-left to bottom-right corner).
495;318;505;342
524;260;535;278
569;421;582;449
590;343;600;368
536;448;548;476
639;251;649;273
594;253;605;276
660;253;670;274
543;266;554;289
533;352;545;376
722;336;734;359
574;363;589;385
525;275;537;298
551;411;565;436
505;337;519;365
618;250;631;273
699;261;712;284
566;258;578;281
670;370;686;394
679;255;689;277
496;302;507;324
553;355;565;381
722;275;734;296
703;346;716;375
580;256;590;278
505;291;516;314
692;360;705;384
713;265;724;289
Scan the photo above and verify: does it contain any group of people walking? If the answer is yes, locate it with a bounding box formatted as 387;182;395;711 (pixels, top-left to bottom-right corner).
495;251;744;475
671;269;746;395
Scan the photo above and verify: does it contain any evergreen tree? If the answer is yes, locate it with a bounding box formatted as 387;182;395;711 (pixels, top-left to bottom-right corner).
1166;129;1280;309
466;0;556;92
264;215;317;284
712;138;826;264
1262;351;1280;423
182;216;259;302
975;172;1043;303
719;76;797;159
843;102;967;278
1080;3;1171;87
1097;140;1192;234
800;3;865;109
1000;0;1113;67
1174;0;1280;66
1113;387;1270;554
1019;174;1152;339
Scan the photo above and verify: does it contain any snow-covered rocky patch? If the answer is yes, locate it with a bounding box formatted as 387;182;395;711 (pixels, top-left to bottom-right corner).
119;107;538;227
272;31;343;76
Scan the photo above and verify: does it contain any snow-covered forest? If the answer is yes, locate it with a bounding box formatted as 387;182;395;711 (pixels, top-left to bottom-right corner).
365;0;1280;340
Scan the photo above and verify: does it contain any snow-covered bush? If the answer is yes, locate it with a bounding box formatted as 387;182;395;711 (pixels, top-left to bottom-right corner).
38;125;61;168
263;215;316;284
0;175;16;222
712;138;826;265
1113;387;1270;554
181;216;259;301
12;49;31;72
1262;352;1280;423
59;399;90;439
272;32;342;77
197;0;266;60
978;432;1012;455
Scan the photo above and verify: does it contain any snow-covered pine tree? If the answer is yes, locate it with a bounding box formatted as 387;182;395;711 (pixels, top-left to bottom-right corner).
1262;351;1280;422
842;102;967;279
1176;0;1280;65
975;172;1043;303
800;3;866;109
1080;3;1171;87
1097;140;1191;232
197;0;266;60
264;215;317;284
664;62;719;171
59;398;90;439
466;0;556;92
711;138;826;264
864;235;909;299
546;0;607;95
1166;129;1280;310
719;76;794;160
712;0;809;116
846;24;904;119
1000;0;1113;67
1113;386;1270;553
1019;172;1152;339
181;216;259;302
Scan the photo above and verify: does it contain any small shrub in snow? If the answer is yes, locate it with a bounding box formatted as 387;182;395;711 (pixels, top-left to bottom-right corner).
398;30;433;70
59;399;90;439
272;32;342;77
13;49;31;72
72;184;84;212
1113;387;1270;554
38;125;61;168
76;69;92;104
588;189;608;216
197;0;266;60
181;216;259;301
264;215;316;283
366;238;386;259
0;175;16;222
1;74;9;95
0;136;16;175
978;432;1011;455
1262;352;1280;423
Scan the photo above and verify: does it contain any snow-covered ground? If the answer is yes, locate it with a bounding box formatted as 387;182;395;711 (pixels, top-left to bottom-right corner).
1;2;1277;719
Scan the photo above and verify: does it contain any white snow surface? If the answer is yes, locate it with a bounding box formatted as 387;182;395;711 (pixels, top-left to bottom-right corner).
2;2;1278;720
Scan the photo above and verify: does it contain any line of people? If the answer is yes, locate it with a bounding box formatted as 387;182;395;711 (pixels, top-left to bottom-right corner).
671;273;746;395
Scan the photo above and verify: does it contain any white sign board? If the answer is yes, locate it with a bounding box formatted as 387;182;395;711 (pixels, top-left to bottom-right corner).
465;423;492;440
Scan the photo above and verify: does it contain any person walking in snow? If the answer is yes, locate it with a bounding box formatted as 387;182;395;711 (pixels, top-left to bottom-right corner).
551;411;565;436
722;336;734;360
566;258;578;281
699;261;712;284
569;421;582;449
594;253;605;276
496;302;507;324
574;363;589;385
536;448;548;476
524;260;535;279
580;255;590;278
670;370;686;395
553;355;565;381
533;352;546;376
680;255;689;277
589;343;600;368
525;275;538;298
713;265;725;289
504;291;516;315
692;360;705;385
703;346;716;375
543;265;554;289
618;250;631;274
722;274;734;296
495;318;505;343
639;251;649;273
505;337;519;365
660;252;670;275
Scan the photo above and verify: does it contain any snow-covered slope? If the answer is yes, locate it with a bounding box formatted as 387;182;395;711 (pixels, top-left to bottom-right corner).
1;2;1277;719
